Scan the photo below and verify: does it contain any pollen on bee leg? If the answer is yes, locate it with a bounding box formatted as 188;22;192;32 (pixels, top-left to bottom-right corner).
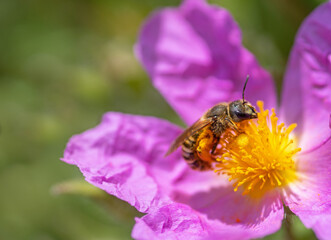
215;101;300;198
196;138;209;152
196;131;216;162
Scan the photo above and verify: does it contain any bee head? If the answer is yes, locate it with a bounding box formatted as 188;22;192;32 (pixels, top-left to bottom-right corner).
229;100;258;122
228;75;258;122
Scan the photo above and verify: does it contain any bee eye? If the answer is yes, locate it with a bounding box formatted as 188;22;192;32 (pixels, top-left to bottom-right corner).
235;111;251;120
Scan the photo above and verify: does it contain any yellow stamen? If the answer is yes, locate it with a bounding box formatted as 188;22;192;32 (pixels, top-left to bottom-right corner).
215;101;300;198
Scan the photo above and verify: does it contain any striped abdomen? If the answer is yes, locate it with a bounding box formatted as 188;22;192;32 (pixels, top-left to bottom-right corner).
181;132;212;171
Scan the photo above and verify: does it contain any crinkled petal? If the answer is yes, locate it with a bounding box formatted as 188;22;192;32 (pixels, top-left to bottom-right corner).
136;0;276;125
281;1;331;150
62;113;184;213
132;204;210;240
284;136;331;239
132;201;283;240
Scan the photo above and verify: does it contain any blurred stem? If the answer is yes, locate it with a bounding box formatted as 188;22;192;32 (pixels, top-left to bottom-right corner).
52;179;142;222
272;0;310;23
51;179;105;197
283;206;295;240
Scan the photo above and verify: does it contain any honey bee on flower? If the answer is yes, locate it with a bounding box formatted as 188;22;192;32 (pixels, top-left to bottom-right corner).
165;76;258;171
62;0;331;239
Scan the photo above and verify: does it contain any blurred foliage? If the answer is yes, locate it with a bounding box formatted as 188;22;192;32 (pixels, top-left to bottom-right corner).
0;0;323;239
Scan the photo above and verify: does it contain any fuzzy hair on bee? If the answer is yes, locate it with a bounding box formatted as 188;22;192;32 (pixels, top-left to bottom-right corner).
165;76;258;171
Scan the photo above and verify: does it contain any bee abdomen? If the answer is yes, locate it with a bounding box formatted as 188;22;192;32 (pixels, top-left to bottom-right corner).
181;135;211;171
181;137;196;162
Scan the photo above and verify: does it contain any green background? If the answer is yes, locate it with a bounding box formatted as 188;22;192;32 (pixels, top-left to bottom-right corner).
0;0;324;239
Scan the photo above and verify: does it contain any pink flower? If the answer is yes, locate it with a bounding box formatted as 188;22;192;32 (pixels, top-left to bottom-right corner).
62;0;331;239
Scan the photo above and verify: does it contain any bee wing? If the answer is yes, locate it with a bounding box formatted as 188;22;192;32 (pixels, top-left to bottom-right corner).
165;117;213;156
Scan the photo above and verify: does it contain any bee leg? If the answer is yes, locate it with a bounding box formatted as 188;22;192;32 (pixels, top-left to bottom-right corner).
225;118;239;133
211;136;220;154
190;160;211;171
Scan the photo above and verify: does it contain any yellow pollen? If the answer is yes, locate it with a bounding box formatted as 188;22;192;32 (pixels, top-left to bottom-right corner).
215;101;300;198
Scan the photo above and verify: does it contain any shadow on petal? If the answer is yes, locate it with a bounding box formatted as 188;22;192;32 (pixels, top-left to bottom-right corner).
172;183;284;227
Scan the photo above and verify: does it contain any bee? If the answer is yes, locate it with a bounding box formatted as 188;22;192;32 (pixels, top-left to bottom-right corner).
165;76;258;171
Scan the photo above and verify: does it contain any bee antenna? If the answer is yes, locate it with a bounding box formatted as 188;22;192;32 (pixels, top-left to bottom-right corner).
242;75;249;104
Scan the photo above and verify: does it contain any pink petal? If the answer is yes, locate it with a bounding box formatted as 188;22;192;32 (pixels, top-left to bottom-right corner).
285;136;331;239
132;204;210;240
281;1;331;150
132;201;283;240
136;0;276;125
172;181;284;227
297;211;331;240
62;113;185;213
170;167;229;197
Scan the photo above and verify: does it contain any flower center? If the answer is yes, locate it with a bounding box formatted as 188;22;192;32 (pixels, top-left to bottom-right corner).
214;101;301;198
